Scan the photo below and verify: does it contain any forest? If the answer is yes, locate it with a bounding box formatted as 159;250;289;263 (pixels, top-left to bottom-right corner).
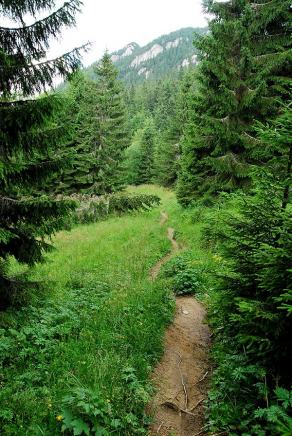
0;0;291;435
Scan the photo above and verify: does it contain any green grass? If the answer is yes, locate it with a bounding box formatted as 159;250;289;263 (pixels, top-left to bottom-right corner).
0;187;175;434
0;185;215;435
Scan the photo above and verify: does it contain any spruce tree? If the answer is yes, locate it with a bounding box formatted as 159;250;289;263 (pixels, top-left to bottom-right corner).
154;133;179;187
0;0;86;307
135;118;156;184
57;53;129;195
177;0;291;205
250;0;291;105
205;174;292;432
177;0;253;205
152;79;181;187
125;118;156;185
176;68;202;205
52;72;95;194
255;104;292;210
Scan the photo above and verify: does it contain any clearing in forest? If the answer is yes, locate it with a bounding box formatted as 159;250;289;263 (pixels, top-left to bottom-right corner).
0;185;211;435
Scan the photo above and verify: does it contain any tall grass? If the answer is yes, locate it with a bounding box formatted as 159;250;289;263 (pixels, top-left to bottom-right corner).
0;186;175;435
0;185;216;435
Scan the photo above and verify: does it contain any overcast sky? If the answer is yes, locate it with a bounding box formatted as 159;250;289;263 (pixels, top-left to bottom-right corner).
51;0;208;66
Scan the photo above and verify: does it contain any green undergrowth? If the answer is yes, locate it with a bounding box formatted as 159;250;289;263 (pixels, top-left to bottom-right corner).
72;192;161;225
5;184;287;435
0;186;176;435
198;193;292;435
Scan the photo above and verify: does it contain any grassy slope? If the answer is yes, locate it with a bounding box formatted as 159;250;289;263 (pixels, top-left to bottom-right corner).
0;185;213;435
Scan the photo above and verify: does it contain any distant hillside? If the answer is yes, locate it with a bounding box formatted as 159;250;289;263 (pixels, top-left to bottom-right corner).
85;27;207;86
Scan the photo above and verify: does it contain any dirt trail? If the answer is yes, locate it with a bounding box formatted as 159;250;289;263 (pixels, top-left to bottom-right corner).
148;213;211;436
150;214;180;281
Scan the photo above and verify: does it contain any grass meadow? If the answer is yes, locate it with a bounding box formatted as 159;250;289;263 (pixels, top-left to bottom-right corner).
0;186;214;435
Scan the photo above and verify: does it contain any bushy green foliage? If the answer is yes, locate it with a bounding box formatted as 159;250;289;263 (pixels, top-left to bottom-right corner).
163;253;206;296
177;0;291;205
60;385;149;434
71;192;160;224
204;173;292;433
55;54;129;195
207;347;292;435
255;387;292;435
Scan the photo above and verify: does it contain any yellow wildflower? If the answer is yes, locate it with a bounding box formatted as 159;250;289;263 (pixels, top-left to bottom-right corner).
56;415;63;422
212;254;223;263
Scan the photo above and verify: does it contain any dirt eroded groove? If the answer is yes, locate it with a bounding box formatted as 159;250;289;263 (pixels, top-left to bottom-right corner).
148;213;211;436
150;214;180;281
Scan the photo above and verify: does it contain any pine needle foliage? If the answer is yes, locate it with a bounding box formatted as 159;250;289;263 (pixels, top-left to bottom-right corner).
205;171;292;432
177;0;291;205
56;54;129;195
205;105;292;432
125;118;156;185
0;0;86;308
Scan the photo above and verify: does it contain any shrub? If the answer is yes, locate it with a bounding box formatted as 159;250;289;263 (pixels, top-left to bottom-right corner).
163;253;206;295
204;174;292;433
68;193;160;224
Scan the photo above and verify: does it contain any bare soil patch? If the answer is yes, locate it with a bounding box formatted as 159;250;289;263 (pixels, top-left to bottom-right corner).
149;297;210;435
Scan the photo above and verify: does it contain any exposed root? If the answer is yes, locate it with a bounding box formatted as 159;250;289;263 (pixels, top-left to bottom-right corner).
197;371;209;384
177;353;188;410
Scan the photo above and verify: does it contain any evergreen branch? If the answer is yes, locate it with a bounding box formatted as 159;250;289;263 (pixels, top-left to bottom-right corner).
0;92;64;107
243;132;261;143
0;95;59;135
217;115;230;124
0;198;76;232
0;195;20;204
0;1;82;57
2;156;65;189
0;194;75;207
250;1;275;8
0;97;35;106
255;50;291;61
0;124;66;157
0;45;90;97
0;1;55;21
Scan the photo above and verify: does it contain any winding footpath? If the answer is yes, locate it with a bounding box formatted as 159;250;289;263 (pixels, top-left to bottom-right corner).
148;212;211;436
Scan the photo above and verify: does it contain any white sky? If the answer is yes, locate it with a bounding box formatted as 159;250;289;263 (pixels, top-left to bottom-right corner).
51;0;208;66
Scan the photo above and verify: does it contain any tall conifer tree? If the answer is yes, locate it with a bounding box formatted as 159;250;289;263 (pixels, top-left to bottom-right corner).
153;79;181;187
125;118;156;185
57;53;129;195
177;0;291;205
135;118;156;184
0;0;85;306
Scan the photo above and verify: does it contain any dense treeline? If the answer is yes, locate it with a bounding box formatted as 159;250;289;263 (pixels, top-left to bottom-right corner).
124;72;193;187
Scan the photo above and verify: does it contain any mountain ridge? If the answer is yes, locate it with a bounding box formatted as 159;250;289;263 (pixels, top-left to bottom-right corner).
85;27;207;85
